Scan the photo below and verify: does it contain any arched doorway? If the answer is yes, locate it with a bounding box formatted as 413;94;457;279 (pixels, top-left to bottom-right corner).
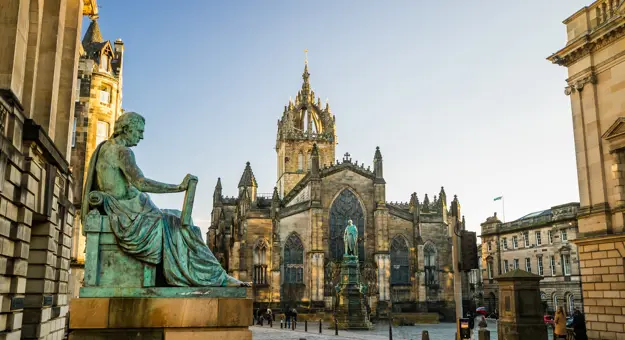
488;292;497;314
282;233;305;306
329;189;365;262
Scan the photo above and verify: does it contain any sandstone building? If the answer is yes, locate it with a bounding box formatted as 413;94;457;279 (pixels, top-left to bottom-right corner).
68;19;124;299
548;1;625;338
0;0;98;338
479;203;583;316
208;62;469;318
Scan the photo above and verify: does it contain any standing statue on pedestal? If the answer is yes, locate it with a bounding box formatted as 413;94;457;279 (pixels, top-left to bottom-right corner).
343;219;358;257
81;111;249;287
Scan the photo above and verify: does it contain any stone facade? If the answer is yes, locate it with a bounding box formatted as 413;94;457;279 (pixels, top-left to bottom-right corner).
479;203;583;316
0;0;98;338
68;19;124;300
548;1;625;339
209;63;468;319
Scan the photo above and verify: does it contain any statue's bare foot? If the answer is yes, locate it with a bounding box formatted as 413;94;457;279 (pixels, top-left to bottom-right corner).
226;275;252;287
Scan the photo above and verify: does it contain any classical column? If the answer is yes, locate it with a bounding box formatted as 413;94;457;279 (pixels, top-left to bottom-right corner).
55;0;83;159
32;0;67;138
0;0;30;101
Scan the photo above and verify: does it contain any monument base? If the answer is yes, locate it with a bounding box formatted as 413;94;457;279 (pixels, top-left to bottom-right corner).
69;293;252;340
335;256;374;330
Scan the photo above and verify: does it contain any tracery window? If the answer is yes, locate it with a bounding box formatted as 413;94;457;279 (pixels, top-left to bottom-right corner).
424;243;438;287
284;234;304;284
390;236;410;285
297;152;304;171
253;239;268;285
329;189;365;262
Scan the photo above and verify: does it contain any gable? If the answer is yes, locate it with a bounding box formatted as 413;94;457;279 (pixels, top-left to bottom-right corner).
602;117;625;151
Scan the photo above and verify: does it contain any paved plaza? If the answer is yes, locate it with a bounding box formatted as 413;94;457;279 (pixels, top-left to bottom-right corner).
251;320;507;340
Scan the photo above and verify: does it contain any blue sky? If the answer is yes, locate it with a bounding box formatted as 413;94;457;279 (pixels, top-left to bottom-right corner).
87;0;589;239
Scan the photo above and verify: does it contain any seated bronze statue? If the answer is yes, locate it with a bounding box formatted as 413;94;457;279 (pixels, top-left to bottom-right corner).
81;111;249;287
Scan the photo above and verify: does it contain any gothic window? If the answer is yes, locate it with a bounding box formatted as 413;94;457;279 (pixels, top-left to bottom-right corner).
297;152;304;171
390;236;410;285
253;239;268;285
424;243;438;287
329;189;365;262
284;234;303;284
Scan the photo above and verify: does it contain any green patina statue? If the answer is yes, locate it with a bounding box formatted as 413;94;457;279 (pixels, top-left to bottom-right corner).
343;219;358;257
81;111;249;287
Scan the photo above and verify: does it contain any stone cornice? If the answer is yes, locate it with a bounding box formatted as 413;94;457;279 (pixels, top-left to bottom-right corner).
549;17;625;68
572;232;625;246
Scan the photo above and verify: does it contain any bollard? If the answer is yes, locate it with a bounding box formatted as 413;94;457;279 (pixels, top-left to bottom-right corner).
280;318;283;329
319;319;322;334
478;328;491;340
305;320;308;332
335;319;338;335
270;317;272;328
422;330;430;340
389;317;393;340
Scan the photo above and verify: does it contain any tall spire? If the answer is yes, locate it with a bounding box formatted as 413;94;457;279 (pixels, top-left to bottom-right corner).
238;162;258;188
302;51;311;94
213;177;223;206
82;20;103;47
373;146;385;184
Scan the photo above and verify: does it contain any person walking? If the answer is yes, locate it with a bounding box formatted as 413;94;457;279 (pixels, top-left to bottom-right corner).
554;307;567;339
571;308;588;340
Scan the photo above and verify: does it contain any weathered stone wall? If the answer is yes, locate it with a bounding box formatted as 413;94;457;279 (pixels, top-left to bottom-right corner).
578;241;625;339
276;140;334;197
0;0;93;338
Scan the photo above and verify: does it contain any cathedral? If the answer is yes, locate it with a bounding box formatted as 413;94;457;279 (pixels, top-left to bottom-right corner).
208;62;465;319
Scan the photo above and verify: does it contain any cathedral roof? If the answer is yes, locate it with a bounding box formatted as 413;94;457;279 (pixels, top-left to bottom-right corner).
238;162;258;188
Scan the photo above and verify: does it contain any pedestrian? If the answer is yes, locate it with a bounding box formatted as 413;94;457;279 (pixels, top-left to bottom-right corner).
571;307;588;340
554;307;567;339
285;308;292;328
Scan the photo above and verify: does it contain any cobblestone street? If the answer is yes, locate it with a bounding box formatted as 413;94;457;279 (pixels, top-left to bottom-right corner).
250;320;505;340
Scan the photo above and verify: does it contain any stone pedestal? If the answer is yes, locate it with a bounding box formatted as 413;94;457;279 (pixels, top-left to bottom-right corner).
334;256;373;329
495;269;547;340
69;288;252;340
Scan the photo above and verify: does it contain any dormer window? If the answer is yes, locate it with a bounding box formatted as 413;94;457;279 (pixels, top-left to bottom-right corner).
100;53;109;72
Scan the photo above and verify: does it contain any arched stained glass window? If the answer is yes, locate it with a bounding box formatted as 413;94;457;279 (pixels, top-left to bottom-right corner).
390;236;410;285
329;189;365;262
424;243;438;287
284;234;304;283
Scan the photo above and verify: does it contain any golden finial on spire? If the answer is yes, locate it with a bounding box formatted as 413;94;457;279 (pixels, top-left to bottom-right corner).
304;49;308;65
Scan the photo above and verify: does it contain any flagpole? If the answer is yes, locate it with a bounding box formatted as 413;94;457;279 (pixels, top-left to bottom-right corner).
502;196;505;223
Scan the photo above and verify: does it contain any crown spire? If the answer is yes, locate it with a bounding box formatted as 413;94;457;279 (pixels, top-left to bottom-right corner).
302;50;311;93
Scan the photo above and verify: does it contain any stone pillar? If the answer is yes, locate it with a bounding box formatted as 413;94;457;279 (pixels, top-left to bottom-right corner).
495;269;547;340
0;0;30;100
416;244;427;310
375;254;390;302
32;0;67;138
54;0;83;159
22;0;44;118
309;252;324;303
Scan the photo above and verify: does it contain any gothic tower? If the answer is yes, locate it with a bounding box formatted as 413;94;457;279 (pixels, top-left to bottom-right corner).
276;61;336;197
